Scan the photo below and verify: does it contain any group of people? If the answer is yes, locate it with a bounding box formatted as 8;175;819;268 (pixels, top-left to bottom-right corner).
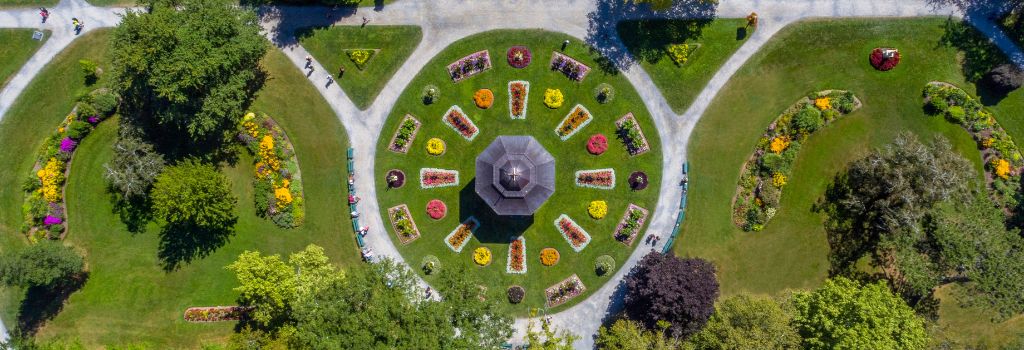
39;8;85;35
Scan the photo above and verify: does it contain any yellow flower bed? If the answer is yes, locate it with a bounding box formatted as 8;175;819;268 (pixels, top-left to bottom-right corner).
37;158;64;203
994;158;1011;179
814;97;831;110
544;88;564;109
769;136;789;154
588;200;608;219
473;247;492;266
426;138;446;155
274;186;293;208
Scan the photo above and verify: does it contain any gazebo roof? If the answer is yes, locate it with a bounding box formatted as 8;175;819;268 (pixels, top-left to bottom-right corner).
476;136;555;216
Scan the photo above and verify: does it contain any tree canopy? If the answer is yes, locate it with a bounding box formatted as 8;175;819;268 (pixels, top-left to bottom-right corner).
624;253;719;338
597;319;678;350
0;241;84;288
104;132;165;199
684;295;800;350
150;159;237;229
226;244;340;328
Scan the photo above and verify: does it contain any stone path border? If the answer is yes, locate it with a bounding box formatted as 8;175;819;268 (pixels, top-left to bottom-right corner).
2;0;1021;347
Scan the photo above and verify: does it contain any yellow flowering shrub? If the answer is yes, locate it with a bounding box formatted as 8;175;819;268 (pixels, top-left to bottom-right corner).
258;135;280;171
274;187;293;208
772;172;787;187
37;158;64;202
473;247;492;266
994;158;1011;179
243;121;259;137
588;200;608;219
667;43;694;65
982;138;995;149
769;136;790;154
544;88;564;109
426;138;445;155
814;97;831;110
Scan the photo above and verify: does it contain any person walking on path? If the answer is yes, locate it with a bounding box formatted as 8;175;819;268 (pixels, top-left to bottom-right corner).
362;16;370;27
304;55;312;69
40;8;49;23
72;18;84;35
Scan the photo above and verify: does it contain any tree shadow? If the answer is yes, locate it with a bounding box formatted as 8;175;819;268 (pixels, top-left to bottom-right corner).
15;272;89;337
258;5;358;49
812;172;880;277
158;221;236;271
458;179;533;243
616;18;714;65
938;17;1009;82
584;0;717;71
110;191;154;235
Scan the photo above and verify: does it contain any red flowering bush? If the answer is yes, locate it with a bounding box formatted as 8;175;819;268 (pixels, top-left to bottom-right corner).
507;46;532;68
587;134;608;155
869;48;900;71
426;199;447;220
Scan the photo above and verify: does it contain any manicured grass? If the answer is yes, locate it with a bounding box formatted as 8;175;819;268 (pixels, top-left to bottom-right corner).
0;29;47;90
676;17;1021;346
0;32;359;347
299;25;422;109
0;0;57;8
375;29;662;314
618;19;750;114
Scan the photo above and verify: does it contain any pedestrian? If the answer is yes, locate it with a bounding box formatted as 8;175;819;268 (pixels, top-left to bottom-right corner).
326;75;334;88
362;16;369;27
348;174;355;186
338;65;346;78
561;39;569;51
350;211;360;218
40;8;49;23
304;55;312;69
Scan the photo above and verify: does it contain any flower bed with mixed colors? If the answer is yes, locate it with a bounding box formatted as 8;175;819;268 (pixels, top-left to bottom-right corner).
613;204;649;246
732;90;861;231
388;204;421;244
508;80;530;119
507;46;532;68
239;112;306;228
554;214;592;252
545;274;586;307
550;52;591;82
615;113;651;156
420;168;459;189
444;216;480;253
555;104;593;141
442;105;479;141
183;306;250;323
507;236;526;274
387;114;421;153
575;168;615;189
448;50;492;82
869;47;900;71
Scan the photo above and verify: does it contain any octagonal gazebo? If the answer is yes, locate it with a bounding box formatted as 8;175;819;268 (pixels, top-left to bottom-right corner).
475;136;555;216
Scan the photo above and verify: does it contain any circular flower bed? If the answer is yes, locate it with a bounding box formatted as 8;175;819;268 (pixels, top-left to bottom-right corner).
543;88;564;109
426;137;446;156
507;46;532;68
473;247;492;266
422;255;441;275
628;171;649;190
474;89;494;109
426;199;447;220
386;169;406;188
595;255;615;276
587;134;608;155
869;48;900;71
540;248;560;266
594;83;615;104
588;200;608;219
507;285;525;304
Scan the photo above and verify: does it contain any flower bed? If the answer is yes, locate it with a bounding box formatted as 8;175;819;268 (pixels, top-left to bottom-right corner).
508;285;526;304
507;46;532;68
732;90;861;231
869;48;900;71
345;49;378;70
615;113;651;156
613;204;649;246
426;137;446;156
540;248;560;266
444;216;480;253
474;247;492;266
474;89;494;109
545;274;586;307
420;168;459;189
587;134;608;155
387;114;421;154
555;104;593;141
507;236;527;274
426;199;447;220
22;89;117;241
550;52;591;82
575;168;615;189
388;204;421;244
554;214;592;252
508;80;530;119
183;306;250;323
442;105;480;141
588;200;608;219
628;171;649;190
447;50;492;82
543;88;564;109
386;169;406;188
923;82;1023;216
238;112;306;228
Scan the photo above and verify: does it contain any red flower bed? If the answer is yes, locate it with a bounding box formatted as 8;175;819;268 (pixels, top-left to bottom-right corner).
426;199;447;219
869;48;900;71
508;237;526;274
587;134;608;155
507;46;532;68
509;81;529;119
443;106;479;140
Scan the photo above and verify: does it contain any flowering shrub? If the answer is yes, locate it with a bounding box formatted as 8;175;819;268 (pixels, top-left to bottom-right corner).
37;158;64;203
445;217;479;252
426;199;447;219
869;48;900;71
508;81;530;119
507;237;526;274
473;247;492;266
613;204;649;245
507;46;532;68
420;168;459;189
666;43;695;65
555;214;592;252
238;112;305;228
473;89;494;109
44;215;63;226
59;138;77;153
556;104;593;140
550;52;591;81
814;97;831;110
772;172;787;187
442;105;479;141
588;200;608;219
389;204;421;244
576;168;615;189
543;88;564;109
769;136;789;154
388;114;421;153
540;248;560;266
447;50;492;82
995;159;1011;179
587;134;608;155
545;274;586;307
426;138;446;155
616;113;650;155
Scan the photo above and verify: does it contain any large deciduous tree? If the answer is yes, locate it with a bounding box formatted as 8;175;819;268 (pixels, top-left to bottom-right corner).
109;0;267;146
597;319;678;350
0;241;84;288
150;159;237;229
791;277;928;350
685;295;800;350
624;253;719;339
104;132;165;199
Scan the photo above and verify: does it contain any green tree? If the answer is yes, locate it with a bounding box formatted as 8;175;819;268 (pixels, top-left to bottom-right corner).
108;0;267;145
791;277;928;350
104;133;165;198
685;295;800;350
597;319;678;350
150;159;236;229
526;319;579;350
0;241;84;287
225;244;340;328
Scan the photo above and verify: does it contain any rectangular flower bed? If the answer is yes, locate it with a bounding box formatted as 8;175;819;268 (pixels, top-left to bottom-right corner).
420;168;459;189
238;112;307;228
555;104;593;141
183;306;251;323
554;214;592;252
447;50;492;82
550;52;591;82
545;274;587;308
508;80;530;119
575;168;615;189
613;204;650;246
442;105;480;141
506;236;527;274
444;216;480;253
615;113;651;156
388;204;421;244
387;114;421;154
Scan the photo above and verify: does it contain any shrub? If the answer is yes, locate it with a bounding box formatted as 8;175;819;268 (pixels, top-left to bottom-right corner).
595;255;615;276
92;92;118;115
543;88;564;109
793;107;823;133
79;59;98;83
759;182;781;207
666;43;695;65
105;134;166;198
151;159;237;229
624;253;719;338
0;241;84;287
346;49;372;70
947;105;966;123
594;83;615;104
822;109;840;122
759;152;788;174
422;85;439;104
76;103;97;120
834;95;856;114
421;255;440;275
507;285;525;304
66;121;92;140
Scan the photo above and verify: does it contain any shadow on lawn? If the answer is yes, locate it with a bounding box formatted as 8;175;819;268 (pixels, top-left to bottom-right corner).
16;272;89;337
585;0;717;71
158;221;236;271
459;179;533;244
939;17;1008;83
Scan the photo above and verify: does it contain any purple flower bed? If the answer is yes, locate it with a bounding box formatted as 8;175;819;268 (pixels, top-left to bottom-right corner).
59;138;78;153
44;215;63;226
447;50;492;82
550;52;591;82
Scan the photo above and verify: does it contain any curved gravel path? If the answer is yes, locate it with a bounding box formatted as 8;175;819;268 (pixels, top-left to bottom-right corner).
0;0;1014;347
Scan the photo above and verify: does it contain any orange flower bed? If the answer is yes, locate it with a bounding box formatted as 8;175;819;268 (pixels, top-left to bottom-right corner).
540;248;560;266
474;89;494;109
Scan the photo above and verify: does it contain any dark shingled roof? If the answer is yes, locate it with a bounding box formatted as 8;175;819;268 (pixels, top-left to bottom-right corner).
476;136;555;216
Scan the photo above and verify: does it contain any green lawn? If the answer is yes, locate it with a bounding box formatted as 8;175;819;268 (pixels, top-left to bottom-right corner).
0;0;57;8
0;29;47;90
375;29;662;315
0;30;360;347
618;19;750;114
675;17;1023;346
299;25;422;110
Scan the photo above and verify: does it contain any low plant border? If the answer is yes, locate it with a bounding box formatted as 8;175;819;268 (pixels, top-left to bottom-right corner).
183;306;251;323
444;216;480;253
544;274;586;308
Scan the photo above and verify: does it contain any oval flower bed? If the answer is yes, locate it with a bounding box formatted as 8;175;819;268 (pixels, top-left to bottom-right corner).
474;89;494;109
545;274;586;307
507;46;532;68
555;104;593;140
426;137;446;156
239;112;306;228
869;47;900;71
508;80;530;119
420;168;459;189
444;216;480;253
575;168;615;189
507;236;526;274
426;199;447;220
613;204;649;246
183;306;250;323
473;247;492;266
587;134;608;155
732;90;861;231
388;204;421;244
442;105;480;141
554;214;592;252
387;114;421;154
386;169;406;188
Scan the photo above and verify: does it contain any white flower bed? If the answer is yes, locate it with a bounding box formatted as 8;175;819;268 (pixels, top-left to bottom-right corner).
574;168;615;189
420;167;459;189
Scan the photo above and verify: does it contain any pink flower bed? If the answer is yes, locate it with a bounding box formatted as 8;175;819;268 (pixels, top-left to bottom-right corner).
507;46;532;68
554;214;591;252
426;199;447;220
587;134;608;155
420;168;459;189
575;168;615;189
